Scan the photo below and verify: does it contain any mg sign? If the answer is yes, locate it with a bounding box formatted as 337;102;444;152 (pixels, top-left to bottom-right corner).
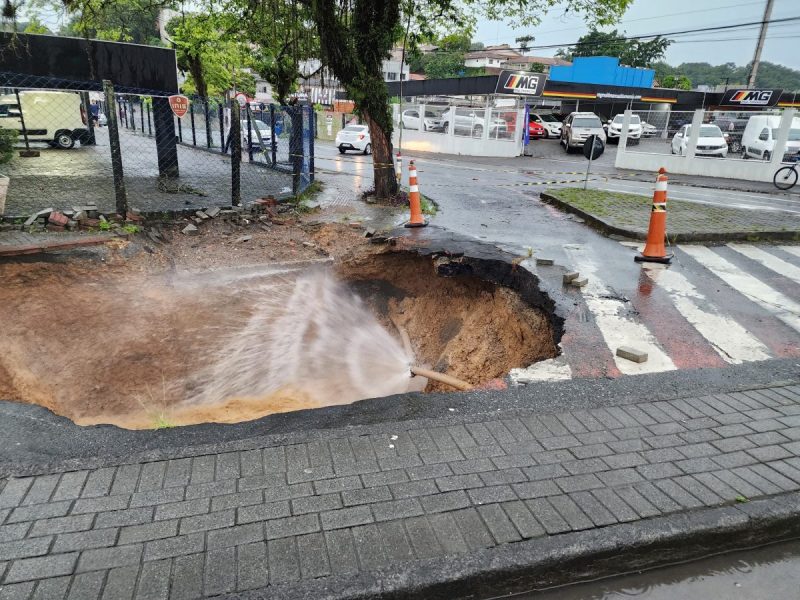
495;70;547;97
168;95;190;118
721;88;782;107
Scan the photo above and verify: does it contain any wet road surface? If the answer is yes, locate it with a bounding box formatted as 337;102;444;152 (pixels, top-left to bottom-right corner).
314;141;800;382
505;539;800;599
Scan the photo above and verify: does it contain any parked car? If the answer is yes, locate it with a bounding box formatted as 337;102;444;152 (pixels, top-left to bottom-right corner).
741;115;800;161
240;119;272;150
606;114;642;144
335;124;371;154
441;108;507;138
670;124;728;157
97;111;107;127
560;112;606;153
0;90;89;149
401;109;443;132
529;112;562;138
528;120;546;139
641;121;657;137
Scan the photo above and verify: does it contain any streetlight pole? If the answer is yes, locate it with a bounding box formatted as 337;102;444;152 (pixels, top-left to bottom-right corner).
748;0;775;88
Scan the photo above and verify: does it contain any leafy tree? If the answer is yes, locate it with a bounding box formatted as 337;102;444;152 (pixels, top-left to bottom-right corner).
306;0;632;200
568;28;670;68
409;31;471;79
515;34;534;53
660;74;690;90
23;15;50;33
60;0;163;45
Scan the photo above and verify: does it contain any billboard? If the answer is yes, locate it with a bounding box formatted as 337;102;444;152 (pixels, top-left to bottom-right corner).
495;70;547;97
720;89;783;107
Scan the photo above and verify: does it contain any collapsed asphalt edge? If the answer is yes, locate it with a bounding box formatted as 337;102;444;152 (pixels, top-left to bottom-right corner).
230;491;800;600
539;191;800;243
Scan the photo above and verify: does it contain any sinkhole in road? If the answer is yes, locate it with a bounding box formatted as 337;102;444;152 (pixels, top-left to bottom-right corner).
0;250;559;430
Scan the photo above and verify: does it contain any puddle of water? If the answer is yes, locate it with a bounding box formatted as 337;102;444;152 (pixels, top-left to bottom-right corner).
503;540;800;600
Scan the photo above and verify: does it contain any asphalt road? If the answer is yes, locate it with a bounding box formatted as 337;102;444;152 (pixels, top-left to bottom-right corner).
314;140;800;384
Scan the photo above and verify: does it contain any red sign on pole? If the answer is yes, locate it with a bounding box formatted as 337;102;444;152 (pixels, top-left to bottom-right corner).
168;95;190;118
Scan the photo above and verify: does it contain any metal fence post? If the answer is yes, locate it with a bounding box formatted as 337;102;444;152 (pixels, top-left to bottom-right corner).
246;102;253;162
218;104;225;154
152;96;180;178
147;104;152;136
131;103;136;131
102;80;128;216
309;107;315;182
190;102;196;146
290;106;303;195
80;92;96;145
140;101;145;133
231;101;241;206
204;99;212;148
270;104;277;165
177;114;183;143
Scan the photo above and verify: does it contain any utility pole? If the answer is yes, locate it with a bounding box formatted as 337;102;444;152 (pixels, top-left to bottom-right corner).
748;0;775;88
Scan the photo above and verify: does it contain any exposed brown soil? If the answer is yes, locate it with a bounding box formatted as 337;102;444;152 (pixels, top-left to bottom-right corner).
0;221;557;429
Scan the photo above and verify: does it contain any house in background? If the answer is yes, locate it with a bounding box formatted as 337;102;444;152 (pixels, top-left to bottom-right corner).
464;44;570;74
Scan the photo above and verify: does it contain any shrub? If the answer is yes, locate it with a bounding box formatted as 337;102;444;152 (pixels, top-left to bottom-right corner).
0;129;17;164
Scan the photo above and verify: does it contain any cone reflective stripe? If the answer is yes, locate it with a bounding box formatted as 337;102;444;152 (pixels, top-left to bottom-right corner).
395;152;402;183
405;160;427;228
635;167;673;264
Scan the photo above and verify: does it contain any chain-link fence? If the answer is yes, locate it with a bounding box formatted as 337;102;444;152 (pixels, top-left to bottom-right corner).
0;74;314;218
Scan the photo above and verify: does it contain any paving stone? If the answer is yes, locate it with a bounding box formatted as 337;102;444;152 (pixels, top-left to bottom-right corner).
239;451;265;479
426;448;472;463
525;498;573;534
341;486;391;506
692;472;740;501
512;480;560;500
205;547;236;596
208;523;264;549
129;488;184;508
406;463;453;481
4;553;77;583
632;482;681;513
479;468;528;486
378;455;423;471
180;510;235;535
540;435;581;451
361;470;409;487
597;468;644;487
71;496;128;516
614;427;652;441
351;524;389;570
576;431;617;445
449;458;497;475
0;536;52;561
185;480;237;500
32;576;71;600
291;493;341;516
712;437;757;453
468;485;517;505
767;460;800;485
556;474;604;493
603;453;647;469
643;434;684;449
268;537;300;584
164;459;192;489
313;477;362;495
748;445;793;462
748;431;790;446
52;528;118;553
136;558;171;599
215;453;241;482
20;475;59;507
676;457;719;474
420;490;471;514
51;472;88;502
713;451;759;469
371;498;424;522
654;480;704;509
636;462;682;481
491;454;538;470
712;469;763;499
320;506;372;531
262;483;313;504
435;474;484;492
263;447;287;474
547;495;594;531
190;456;216;484
169;554;204;600
426;513;470;554
324;529;359;575
0;581;36;600
0;523;30;544
524;463;569;481
747;463;798;492
450;507;495;550
390;479;439;499
66;570;105;600
296;533;331;579
30;514;94;537
78;544;143;572
569;491;616;526
591;488;639;522
210;491;262;512
143;533;203;561
287;465;336;484
571;444;613;459
110;465;142;496
236;542;268;591
614;486;660;518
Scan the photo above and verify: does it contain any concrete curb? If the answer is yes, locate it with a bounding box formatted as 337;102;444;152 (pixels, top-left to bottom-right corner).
539;191;800;243
229;492;800;600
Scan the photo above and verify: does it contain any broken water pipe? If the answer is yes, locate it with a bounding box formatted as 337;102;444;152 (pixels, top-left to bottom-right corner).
410;365;473;391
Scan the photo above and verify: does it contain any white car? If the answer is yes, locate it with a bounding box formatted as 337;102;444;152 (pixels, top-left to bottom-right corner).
240;119;271;150
529;112;562;138
441;108;507;137
606;114;642;144
335;124;371;154
671;124;728;157
97;112;107;127
0;90;89;149
641;121;657;137
560;112;606;153
401;109;443;131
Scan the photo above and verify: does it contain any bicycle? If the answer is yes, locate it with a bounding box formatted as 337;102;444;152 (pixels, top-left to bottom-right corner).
773;155;799;190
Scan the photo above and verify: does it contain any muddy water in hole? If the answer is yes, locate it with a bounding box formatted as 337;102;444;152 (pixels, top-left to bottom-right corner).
507;540;800;599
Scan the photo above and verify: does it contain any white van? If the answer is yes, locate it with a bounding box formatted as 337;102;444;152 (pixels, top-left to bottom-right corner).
0;91;89;149
741;114;800;160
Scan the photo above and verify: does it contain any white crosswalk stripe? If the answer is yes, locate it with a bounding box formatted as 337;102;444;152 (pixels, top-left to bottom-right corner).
781;245;800;260
728;244;800;285
642;265;771;364
564;246;676;375
680;245;800;334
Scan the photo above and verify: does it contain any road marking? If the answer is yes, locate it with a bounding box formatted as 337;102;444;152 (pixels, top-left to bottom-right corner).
782;246;800;260
681;245;800;333
510;356;573;383
643;265;771;364
563;247;676;375
728;244;800;285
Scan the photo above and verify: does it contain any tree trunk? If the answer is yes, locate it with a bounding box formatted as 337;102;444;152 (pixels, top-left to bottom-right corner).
188;55;208;99
363;110;396;199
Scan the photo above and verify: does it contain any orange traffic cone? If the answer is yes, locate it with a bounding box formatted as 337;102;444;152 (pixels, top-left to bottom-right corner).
635;167;673;264
405;160;427;228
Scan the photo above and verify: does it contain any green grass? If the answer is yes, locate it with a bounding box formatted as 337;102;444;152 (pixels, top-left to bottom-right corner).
420;195;438;216
153;414;175;430
121;224;140;234
290;180;323;212
545;187;650;218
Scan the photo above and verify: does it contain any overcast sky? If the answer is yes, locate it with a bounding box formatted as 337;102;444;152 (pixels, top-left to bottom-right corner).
475;0;798;70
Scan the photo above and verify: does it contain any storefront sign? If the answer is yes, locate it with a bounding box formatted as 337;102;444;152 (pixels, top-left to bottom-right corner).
168;95;189;118
720;88;782;107
596;92;641;101
495;70;547;96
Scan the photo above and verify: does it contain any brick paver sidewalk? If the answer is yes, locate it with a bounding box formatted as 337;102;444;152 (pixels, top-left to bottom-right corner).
2;385;800;599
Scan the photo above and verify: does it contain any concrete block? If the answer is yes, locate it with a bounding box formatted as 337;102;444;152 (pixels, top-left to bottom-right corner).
569;277;588;288
563;271;579;283
536;258;554;266
616;346;648;363
195;210;210;220
204;206;221;218
182;224;199;235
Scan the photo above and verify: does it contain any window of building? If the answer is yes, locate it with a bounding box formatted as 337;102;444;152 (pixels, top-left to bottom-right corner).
400;73;406;80
386;72;398;80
